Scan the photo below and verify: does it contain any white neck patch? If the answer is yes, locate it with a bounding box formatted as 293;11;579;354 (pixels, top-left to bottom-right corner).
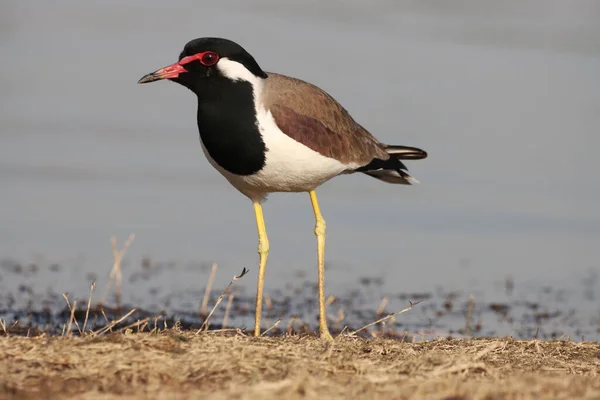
217;58;262;84
217;57;265;106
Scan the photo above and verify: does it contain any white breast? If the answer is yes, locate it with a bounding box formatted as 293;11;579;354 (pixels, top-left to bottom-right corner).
201;106;355;202
203;58;358;202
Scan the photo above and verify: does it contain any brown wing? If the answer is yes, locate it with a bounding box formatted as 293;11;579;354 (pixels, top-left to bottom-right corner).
262;72;389;166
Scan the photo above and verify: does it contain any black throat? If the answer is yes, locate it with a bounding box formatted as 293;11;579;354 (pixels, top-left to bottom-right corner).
195;78;266;176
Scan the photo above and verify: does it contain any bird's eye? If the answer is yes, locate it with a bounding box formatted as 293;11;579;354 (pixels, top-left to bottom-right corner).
200;52;219;66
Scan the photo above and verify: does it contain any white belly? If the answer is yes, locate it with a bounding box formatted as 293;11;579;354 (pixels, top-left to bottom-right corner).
201;108;357;202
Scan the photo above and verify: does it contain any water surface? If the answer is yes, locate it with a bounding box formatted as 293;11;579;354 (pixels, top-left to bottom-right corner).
1;1;599;339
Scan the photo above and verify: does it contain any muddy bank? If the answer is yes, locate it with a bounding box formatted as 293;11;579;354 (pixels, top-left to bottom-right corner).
1;257;598;340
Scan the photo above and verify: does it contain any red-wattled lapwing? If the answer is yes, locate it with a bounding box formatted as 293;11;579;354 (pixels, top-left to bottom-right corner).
138;37;427;341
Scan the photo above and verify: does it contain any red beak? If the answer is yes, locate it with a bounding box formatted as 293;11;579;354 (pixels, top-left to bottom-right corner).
138;62;187;84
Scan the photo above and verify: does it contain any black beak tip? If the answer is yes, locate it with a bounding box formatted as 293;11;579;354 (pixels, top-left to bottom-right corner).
137;73;158;84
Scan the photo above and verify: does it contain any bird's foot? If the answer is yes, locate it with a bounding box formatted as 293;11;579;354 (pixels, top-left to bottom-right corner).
319;329;334;342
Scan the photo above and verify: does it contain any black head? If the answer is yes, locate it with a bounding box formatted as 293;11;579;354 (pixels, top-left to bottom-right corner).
138;37;267;93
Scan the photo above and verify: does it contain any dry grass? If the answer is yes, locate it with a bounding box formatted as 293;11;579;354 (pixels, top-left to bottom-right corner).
2;236;599;399
1;331;599;400
101;234;135;308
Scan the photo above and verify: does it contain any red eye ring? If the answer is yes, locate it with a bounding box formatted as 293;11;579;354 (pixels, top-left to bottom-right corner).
179;51;220;67
200;52;219;66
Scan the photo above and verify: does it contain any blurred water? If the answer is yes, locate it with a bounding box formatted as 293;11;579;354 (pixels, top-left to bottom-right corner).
1;1;599;338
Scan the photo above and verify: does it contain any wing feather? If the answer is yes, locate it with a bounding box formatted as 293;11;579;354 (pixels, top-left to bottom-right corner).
262;73;389;166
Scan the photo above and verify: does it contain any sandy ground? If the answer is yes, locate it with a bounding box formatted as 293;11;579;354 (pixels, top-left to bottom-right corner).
1;329;599;400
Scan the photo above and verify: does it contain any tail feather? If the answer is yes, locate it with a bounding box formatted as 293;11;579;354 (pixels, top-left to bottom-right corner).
384;145;428;160
357;144;427;185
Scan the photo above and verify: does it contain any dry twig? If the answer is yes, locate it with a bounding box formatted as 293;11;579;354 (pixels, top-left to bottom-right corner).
261;319;282;337
64;299;78;338
93;309;137;336
101;233;135;307
222;293;235;328
62;293;81;336
197;267;249;333
200;263;218;316
347;300;422;337
82;281;96;334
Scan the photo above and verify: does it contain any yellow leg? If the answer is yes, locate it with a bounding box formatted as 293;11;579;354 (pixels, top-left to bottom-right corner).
309;190;334;341
253;201;269;337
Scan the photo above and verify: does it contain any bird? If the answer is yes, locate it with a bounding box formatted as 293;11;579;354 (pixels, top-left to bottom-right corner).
138;37;427;341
